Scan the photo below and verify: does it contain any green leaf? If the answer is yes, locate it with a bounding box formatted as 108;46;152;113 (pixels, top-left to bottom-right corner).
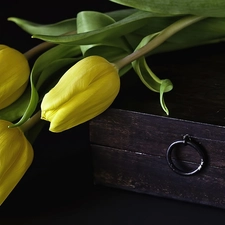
160;17;225;44
110;0;225;17
132;33;173;114
132;55;173;92
133;56;173;115
130;17;225;56
8;17;77;36
32;10;162;44
77;11;131;54
8;9;138;37
0;86;30;122
9;80;39;128
106;8;138;20
160;79;173;115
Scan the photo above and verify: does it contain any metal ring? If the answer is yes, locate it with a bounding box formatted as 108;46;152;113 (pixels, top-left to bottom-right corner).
166;135;207;176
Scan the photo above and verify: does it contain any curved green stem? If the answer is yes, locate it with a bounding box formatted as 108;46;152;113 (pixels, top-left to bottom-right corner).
24;42;56;60
115;15;206;69
23;29;77;60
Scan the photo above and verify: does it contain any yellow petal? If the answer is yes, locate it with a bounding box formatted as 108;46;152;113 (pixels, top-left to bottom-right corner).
0;81;28;109
0;45;30;109
45;73;119;132
41;56;120;132
0;120;33;205
41;56;118;111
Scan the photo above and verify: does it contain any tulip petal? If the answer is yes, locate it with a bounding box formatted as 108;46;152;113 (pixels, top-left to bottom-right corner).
41;56;118;111
0;120;33;205
41;56;120;132
0;82;28;110
0;45;30;110
44;74;119;132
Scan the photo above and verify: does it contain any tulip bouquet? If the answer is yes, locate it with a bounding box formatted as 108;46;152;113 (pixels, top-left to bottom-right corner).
1;0;225;205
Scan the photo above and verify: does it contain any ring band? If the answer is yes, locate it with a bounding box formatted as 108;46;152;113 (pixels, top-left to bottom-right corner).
166;135;207;176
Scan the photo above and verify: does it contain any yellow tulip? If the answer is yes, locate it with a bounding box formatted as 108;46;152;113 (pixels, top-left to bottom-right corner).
0;45;30;109
0;120;33;205
41;55;120;132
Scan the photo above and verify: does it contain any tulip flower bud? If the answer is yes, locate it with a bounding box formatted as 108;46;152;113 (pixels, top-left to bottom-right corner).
0;120;33;205
0;45;30;109
41;55;120;132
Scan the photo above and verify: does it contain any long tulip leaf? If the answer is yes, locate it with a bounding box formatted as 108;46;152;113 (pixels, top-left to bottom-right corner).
129;17;225;56
110;0;225;17
132;33;173;114
8;80;39;128
8;17;77;36
32;10;165;44
133;56;173;115
106;8;138;21
8;9;138;37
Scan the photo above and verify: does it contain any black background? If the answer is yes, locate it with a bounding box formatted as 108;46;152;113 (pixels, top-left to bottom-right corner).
1;1;225;224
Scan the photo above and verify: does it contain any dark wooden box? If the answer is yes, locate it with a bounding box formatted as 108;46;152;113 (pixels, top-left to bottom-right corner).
89;42;225;209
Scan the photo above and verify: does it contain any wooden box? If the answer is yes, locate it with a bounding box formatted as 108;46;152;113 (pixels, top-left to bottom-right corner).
89;42;225;209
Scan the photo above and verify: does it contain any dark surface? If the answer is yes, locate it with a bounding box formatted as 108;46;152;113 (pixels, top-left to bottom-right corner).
1;1;225;224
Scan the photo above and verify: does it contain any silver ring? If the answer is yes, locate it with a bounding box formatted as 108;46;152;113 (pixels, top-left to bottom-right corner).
166;135;207;176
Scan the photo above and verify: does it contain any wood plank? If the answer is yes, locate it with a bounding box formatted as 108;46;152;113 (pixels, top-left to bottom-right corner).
91;144;225;209
90;108;225;168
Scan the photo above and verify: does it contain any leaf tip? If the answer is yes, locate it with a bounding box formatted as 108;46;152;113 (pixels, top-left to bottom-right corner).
7;17;13;22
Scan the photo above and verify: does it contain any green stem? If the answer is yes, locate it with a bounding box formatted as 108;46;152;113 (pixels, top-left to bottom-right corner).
19;110;41;133
23;30;77;60
115;15;206;69
24;42;56;60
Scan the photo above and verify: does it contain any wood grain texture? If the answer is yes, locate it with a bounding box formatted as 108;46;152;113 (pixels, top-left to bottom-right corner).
90;108;225;167
91;144;225;209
